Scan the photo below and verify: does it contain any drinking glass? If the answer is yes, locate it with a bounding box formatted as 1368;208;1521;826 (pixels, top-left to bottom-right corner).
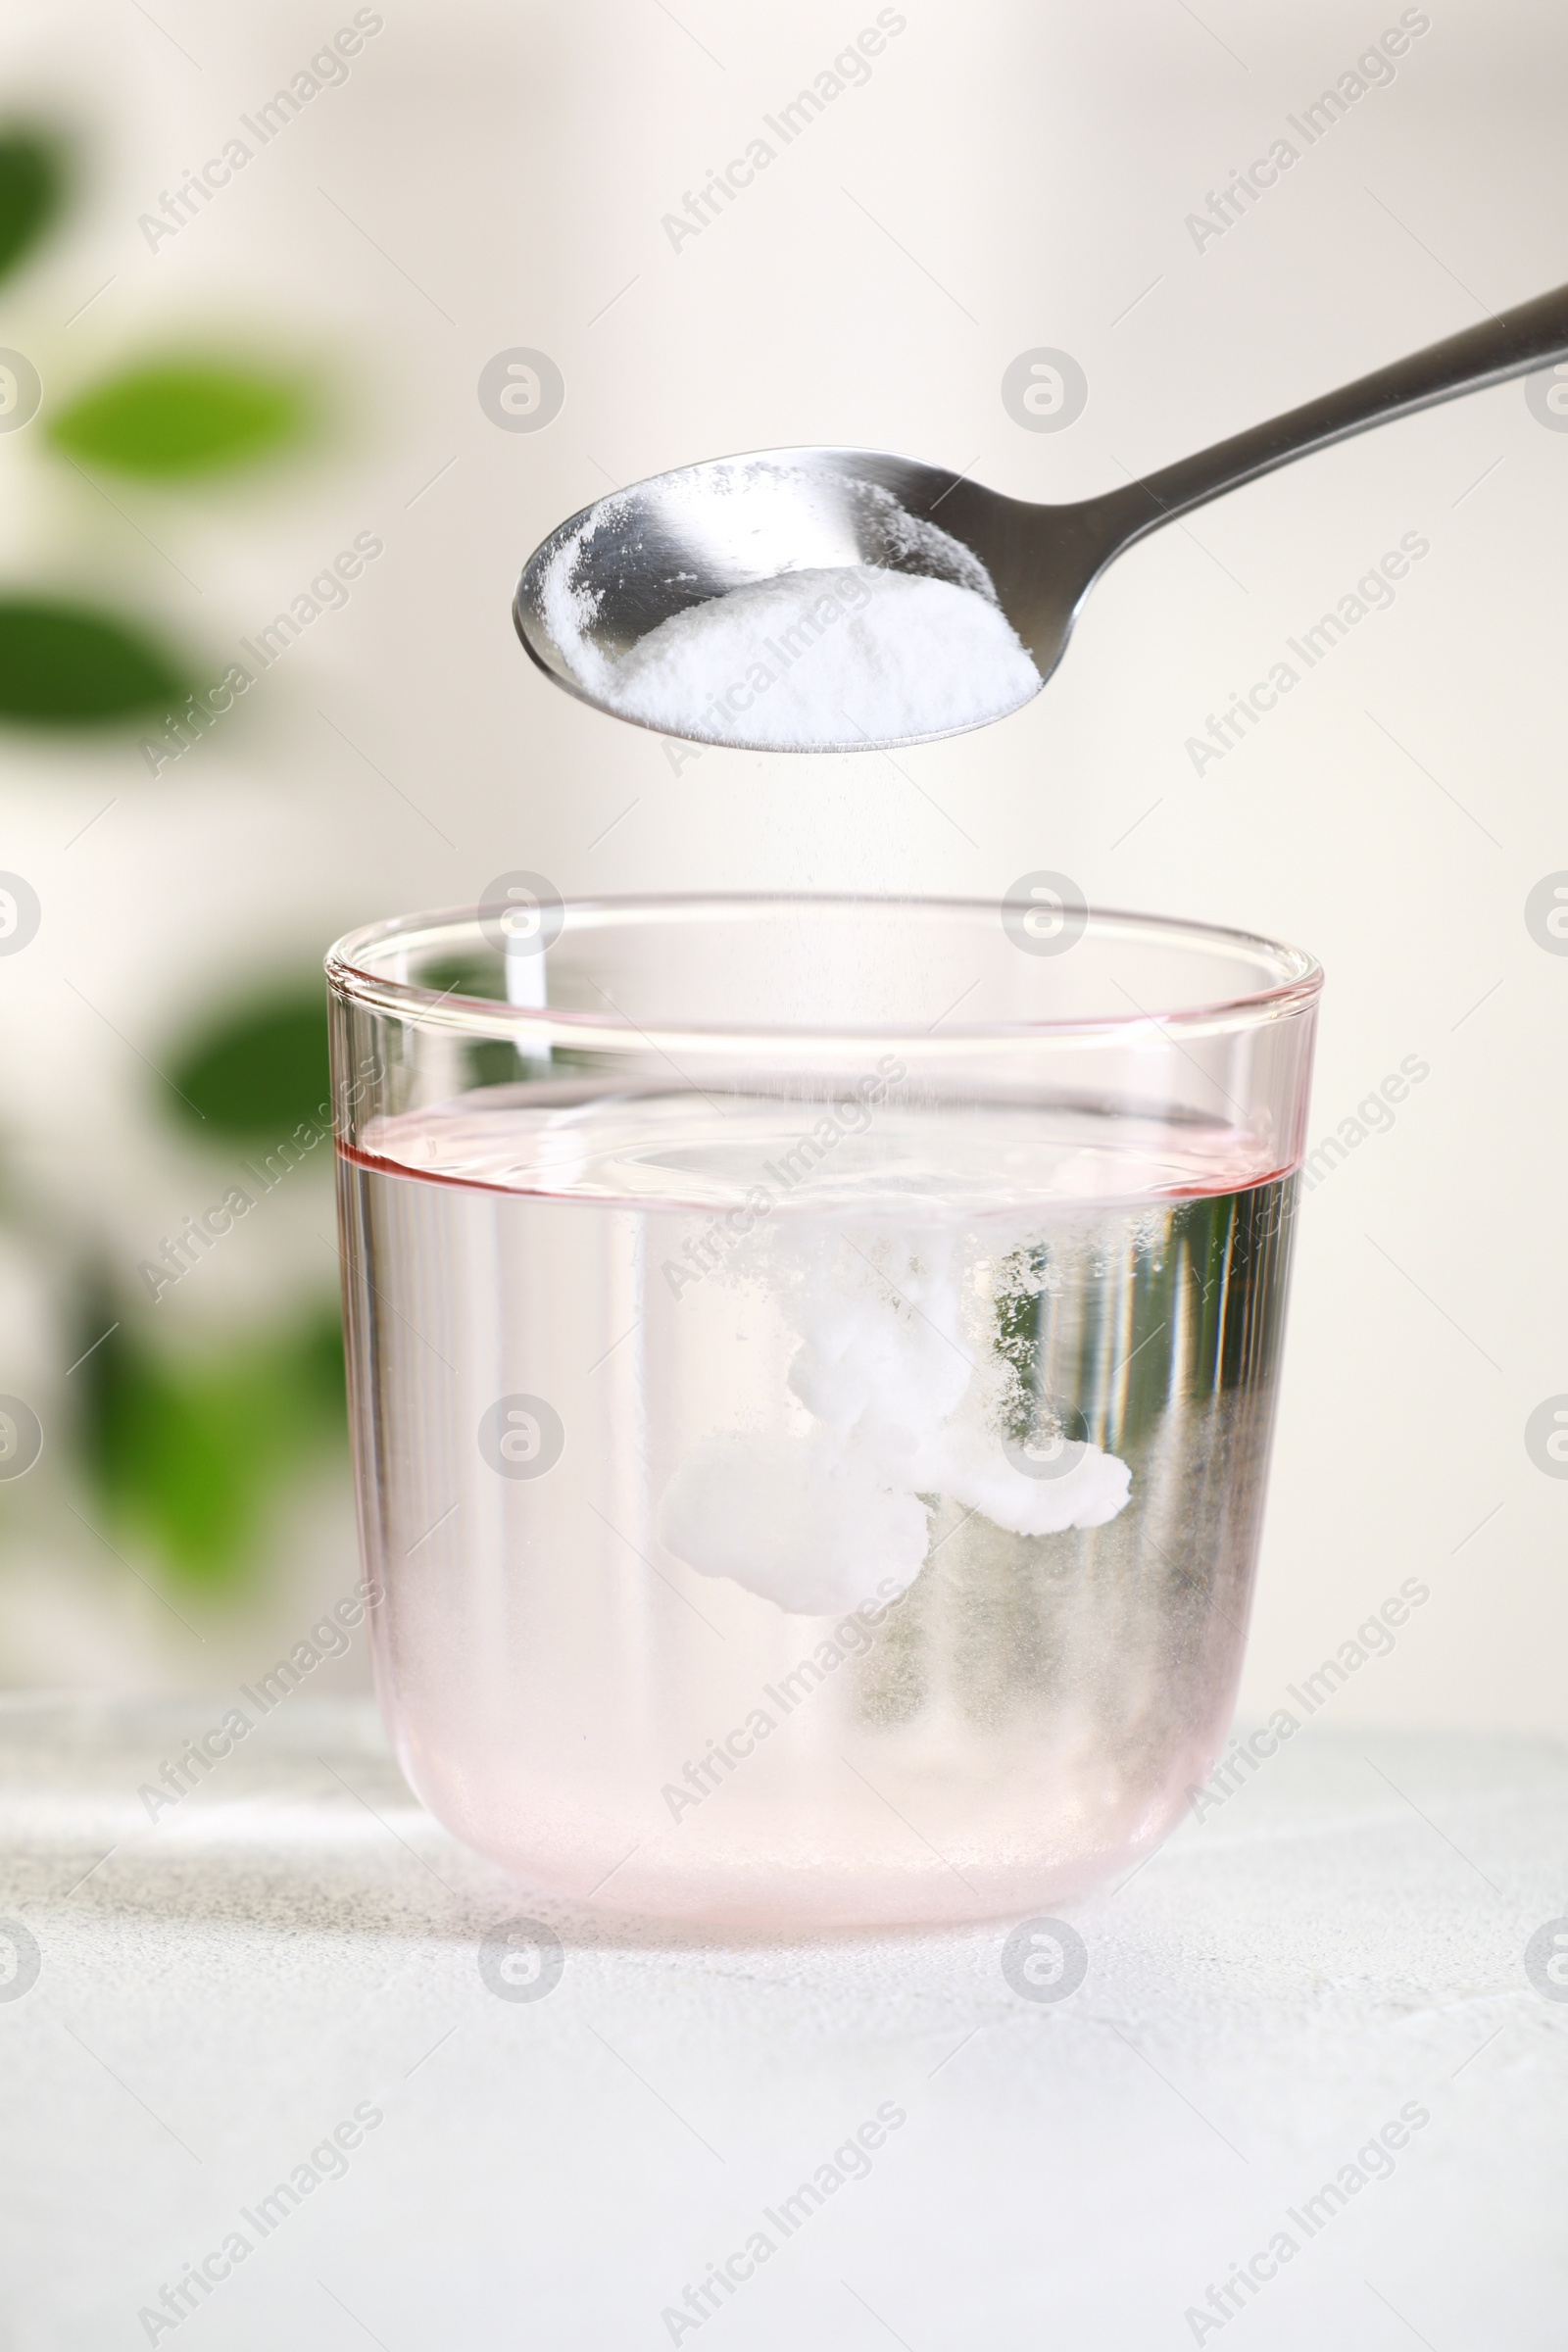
327;892;1319;1931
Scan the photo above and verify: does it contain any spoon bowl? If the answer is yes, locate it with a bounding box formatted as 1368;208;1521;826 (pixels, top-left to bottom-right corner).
515;282;1568;753
513;447;1114;752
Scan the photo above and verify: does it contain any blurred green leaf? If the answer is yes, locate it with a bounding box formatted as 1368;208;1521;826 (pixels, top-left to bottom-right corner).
169;989;331;1140
0;127;66;286
0;597;186;725
79;1308;346;1591
49;361;310;477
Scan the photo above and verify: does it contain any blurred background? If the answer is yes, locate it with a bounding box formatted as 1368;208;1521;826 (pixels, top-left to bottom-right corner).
0;0;1561;1732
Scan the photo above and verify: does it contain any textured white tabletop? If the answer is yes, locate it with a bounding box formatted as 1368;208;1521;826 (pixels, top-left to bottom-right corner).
0;1695;1563;2351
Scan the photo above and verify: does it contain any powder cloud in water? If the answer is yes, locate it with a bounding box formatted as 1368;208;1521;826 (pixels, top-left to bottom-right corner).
658;1231;1132;1617
659;1435;932;1617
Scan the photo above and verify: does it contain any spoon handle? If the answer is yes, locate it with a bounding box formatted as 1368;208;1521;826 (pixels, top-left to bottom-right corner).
1104;282;1568;545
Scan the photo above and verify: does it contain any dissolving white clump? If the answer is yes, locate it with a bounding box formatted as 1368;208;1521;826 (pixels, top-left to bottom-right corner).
658;1234;1132;1617
600;565;1040;750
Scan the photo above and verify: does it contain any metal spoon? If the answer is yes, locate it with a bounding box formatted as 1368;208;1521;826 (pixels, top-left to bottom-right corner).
514;283;1568;754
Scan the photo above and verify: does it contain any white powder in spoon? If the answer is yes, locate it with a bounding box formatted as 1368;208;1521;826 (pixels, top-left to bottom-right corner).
602;566;1040;749
546;553;1040;750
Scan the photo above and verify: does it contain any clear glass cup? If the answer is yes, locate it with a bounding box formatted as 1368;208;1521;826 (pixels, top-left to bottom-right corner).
326;892;1320;1932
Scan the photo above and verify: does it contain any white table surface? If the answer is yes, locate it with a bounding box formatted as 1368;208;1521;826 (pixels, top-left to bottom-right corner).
0;1694;1563;2351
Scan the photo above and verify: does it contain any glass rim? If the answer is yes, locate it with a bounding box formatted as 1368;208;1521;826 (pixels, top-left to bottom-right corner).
324;892;1323;1046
